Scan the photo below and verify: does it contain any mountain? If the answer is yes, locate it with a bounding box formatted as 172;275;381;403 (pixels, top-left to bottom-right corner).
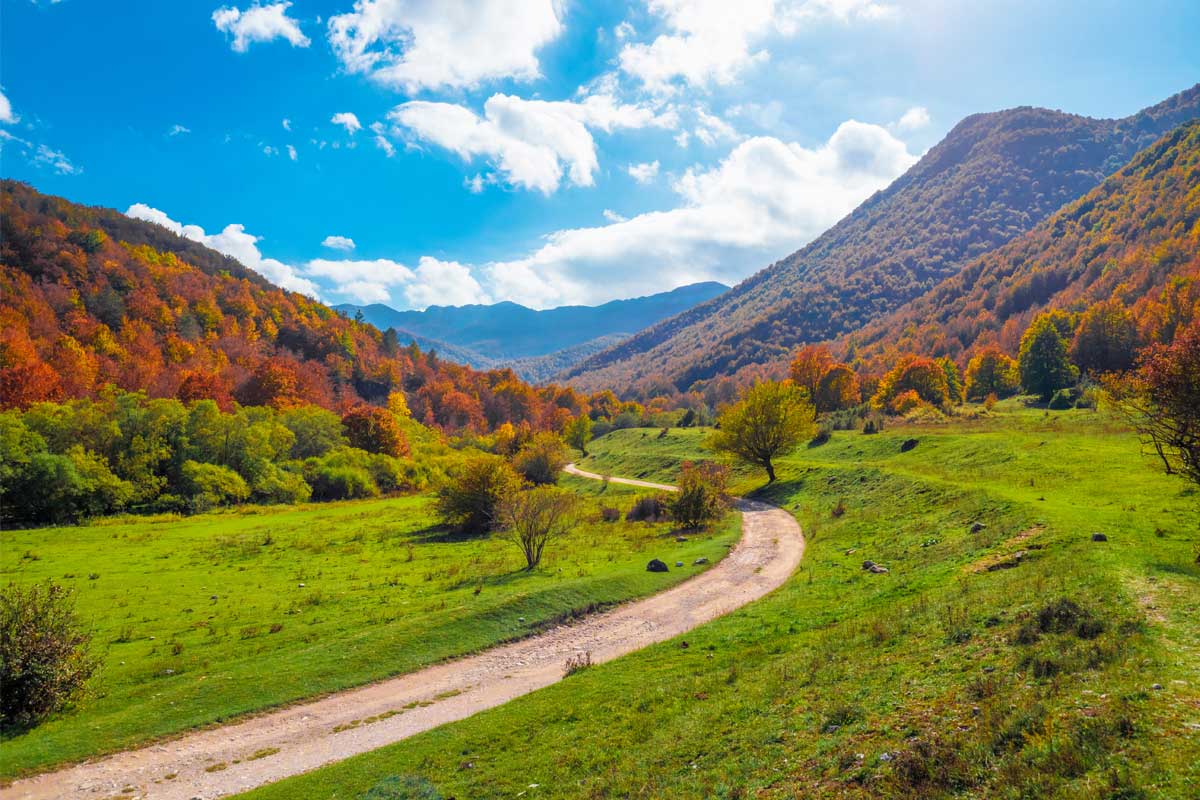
562;83;1200;395
0;181;592;433
840;120;1200;368
337;281;728;365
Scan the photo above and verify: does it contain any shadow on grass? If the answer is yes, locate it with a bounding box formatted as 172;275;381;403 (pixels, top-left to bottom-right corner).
749;478;805;505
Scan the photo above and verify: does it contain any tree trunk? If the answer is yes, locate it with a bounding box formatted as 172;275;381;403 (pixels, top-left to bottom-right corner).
765;461;776;483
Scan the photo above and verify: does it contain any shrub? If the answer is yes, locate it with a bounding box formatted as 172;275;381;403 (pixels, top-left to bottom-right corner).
808;428;832;448
1048;388;1075;410
668;461;730;529
888;389;926;415
252;466;312;505
872;354;950;410
512;433;570;485
306;464;379;502
361;775;443;800
862;413;885;434
180;460;250;512
1;582;99;730
436;456;525;533
497;486;578;570
341;406;410;458
626;495;670;522
599;506;621;522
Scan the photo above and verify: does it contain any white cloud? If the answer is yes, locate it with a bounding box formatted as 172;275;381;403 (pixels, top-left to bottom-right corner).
483;119;916;307
287;144;298;160
212;2;310;53
627;160;660;184
694;107;740;146
618;0;897;92
263;144;279;156
389;93;675;193
168;124;191;136
328;0;564;92
34;144;81;175
331;112;362;134
894;105;931;132
603;209;627;223
322;235;357;251
124;203;321;297
369;122;396;156
0;89;18;124
282;118;292;131
404;257;491;308
674;130;690;148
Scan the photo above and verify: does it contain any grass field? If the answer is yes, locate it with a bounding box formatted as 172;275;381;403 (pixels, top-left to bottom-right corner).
0;476;739;779
232;403;1199;799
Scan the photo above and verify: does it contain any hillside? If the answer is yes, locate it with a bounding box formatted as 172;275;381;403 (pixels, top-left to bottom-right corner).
563;83;1200;395
842;120;1200;369
338;281;728;363
0;181;591;432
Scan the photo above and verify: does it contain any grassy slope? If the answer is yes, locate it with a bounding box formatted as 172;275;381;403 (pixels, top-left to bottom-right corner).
0;480;738;778
236;405;1198;799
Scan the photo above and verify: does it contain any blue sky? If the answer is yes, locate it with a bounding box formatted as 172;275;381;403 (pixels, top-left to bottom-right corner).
2;0;1198;310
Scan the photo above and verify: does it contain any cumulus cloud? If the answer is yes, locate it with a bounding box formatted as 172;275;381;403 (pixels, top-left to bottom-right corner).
389;93;675;193
694;107;740;145
894;105;931;132
603;209;628;223
627;160;660;184
404;257;491;308
322;235;356;251
212;2;310;52
331;112;362;135
482;119;917;307
618;0;896;92
125;203;321;296
328;0;564;92
1;89;19;124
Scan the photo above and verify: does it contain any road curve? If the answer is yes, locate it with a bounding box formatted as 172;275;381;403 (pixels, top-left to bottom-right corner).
4;468;804;800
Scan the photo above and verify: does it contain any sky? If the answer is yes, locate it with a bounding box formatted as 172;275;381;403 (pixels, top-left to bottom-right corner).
2;1;1198;311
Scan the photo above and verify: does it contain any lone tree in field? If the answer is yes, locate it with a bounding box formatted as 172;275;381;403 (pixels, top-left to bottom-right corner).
708;381;816;483
1;582;99;730
669;461;730;529
562;414;593;456
1109;319;1200;487
498;486;579;570
1019;313;1078;401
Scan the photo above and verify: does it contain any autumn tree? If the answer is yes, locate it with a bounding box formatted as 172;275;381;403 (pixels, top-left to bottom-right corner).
1109;319;1200;487
938;357;964;404
1071;300;1139;375
498;486;578;570
788;344;835;400
964;346;1020;401
707;381;816;482
814;364;861;413
871;355;950;410
341;405;410;458
669;461;730;529
1019;313;1079;401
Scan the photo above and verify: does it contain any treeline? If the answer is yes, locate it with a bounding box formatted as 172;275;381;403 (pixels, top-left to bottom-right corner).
0;181;657;437
0;389;443;525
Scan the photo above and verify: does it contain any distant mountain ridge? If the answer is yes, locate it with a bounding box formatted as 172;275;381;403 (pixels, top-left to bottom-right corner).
562;83;1200;395
337;281;728;380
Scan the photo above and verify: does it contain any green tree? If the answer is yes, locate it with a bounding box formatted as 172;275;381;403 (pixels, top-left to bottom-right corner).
1019;313;1079;401
964;347;1020;400
669;461;730;529
938;357;964;404
707;381;816;482
562;414;593;456
180;460;250;512
281;406;346;459
1071;300;1139;375
512;432;571;485
436;455;525;533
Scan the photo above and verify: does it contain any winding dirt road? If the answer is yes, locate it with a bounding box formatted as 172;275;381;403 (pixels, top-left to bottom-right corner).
4;466;804;800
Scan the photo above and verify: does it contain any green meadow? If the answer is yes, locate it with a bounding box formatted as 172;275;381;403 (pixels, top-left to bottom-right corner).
0;477;738;778
233;404;1199;799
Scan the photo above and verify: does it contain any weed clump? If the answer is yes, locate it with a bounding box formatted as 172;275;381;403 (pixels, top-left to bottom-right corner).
626;495;670;522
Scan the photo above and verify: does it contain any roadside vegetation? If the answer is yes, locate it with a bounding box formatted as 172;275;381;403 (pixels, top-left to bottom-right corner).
234;403;1199;799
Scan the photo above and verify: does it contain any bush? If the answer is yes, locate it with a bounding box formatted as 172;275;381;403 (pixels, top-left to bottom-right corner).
1048;388;1076;410
341;406;410;458
626;495;670;522
888;389;926;415
599;506;621;522
862;413;885;434
436;456;525;533
252;466;312;505
808;428;832;448
306;464;378;501
361;775;443;800
668;461;730;529
180;460;250;512
1;582;99;730
512;433;570;485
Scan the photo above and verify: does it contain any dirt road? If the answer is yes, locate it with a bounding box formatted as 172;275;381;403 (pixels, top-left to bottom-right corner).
5;468;804;800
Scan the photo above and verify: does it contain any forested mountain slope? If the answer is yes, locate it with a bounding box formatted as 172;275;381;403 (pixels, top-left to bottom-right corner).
0;181;591;432
841;120;1200;369
563;83;1200;395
